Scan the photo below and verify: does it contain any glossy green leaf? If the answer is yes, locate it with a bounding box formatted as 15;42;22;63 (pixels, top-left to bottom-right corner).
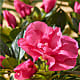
9;28;21;40
11;30;25;60
20;20;29;29
0;39;11;56
2;8;16;12
46;9;67;31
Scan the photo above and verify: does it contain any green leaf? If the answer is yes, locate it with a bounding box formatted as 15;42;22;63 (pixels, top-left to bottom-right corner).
66;13;79;33
0;0;4;25
0;39;11;56
2;8;16;12
69;0;75;9
9;28;21;40
20;20;29;29
65;71;80;75
0;33;11;43
2;57;17;69
9;20;29;40
0;0;4;15
32;7;41;21
20;0;30;4
0;26;12;42
72;18;79;32
32;0;42;3
11;30;25;60
46;9;67;31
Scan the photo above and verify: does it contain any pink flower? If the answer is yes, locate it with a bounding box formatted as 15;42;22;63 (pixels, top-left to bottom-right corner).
14;59;37;80
3;10;16;29
14;0;32;18
79;22;80;34
41;0;56;13
74;1;80;14
0;56;5;68
18;21;78;71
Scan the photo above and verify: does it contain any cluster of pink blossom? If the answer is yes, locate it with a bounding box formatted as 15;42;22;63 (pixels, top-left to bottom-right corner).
2;0;80;34
2;0;56;28
15;21;78;80
1;0;80;80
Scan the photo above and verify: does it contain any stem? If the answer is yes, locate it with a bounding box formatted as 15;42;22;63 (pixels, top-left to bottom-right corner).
18;48;20;65
18;58;20;65
18;59;20;65
41;12;46;20
2;8;16;12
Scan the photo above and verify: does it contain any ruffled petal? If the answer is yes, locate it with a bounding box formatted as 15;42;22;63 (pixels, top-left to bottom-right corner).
18;38;42;61
49;58;76;71
42;54;55;69
49;27;62;50
24;21;49;46
59;36;78;58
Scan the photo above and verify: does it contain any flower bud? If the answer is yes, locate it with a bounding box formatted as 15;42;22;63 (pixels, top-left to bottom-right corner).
3;10;16;29
14;0;32;18
14;59;37;80
74;1;80;14
41;0;56;13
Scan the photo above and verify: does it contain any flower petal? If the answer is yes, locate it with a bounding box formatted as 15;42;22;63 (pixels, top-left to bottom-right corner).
59;36;78;58
42;54;55;69
24;21;49;46
49;58;76;71
18;38;42;61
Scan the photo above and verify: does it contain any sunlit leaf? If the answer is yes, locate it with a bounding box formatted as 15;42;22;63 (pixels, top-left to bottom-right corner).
11;30;25;60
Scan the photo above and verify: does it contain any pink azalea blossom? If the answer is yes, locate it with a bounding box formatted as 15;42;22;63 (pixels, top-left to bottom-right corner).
18;21;78;71
14;59;37;80
14;0;32;18
74;1;80;14
41;0;56;13
3;10;16;29
0;56;5;68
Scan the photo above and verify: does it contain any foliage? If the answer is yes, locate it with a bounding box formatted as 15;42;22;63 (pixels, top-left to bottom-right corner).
0;0;80;80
